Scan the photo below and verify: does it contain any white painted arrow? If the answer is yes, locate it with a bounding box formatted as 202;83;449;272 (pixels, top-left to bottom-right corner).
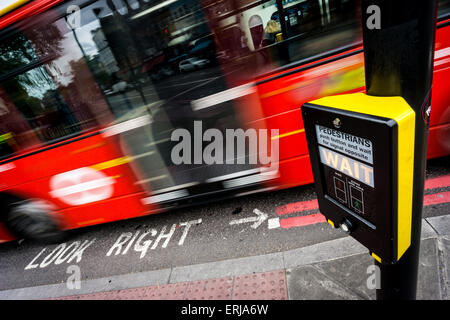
229;209;268;229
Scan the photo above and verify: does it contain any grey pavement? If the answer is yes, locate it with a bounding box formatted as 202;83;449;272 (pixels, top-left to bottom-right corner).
0;214;449;300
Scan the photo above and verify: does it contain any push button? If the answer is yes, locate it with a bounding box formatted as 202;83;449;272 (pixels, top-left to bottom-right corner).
340;218;354;234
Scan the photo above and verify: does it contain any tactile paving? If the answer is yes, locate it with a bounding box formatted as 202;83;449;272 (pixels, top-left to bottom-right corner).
56;290;119;300
53;270;288;300
142;282;189;300
184;277;234;300
112;287;154;300
232;270;287;300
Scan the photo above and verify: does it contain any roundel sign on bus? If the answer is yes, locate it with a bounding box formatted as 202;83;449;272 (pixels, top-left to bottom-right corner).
49;167;115;206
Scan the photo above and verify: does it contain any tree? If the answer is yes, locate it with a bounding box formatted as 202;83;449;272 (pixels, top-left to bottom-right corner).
0;24;64;76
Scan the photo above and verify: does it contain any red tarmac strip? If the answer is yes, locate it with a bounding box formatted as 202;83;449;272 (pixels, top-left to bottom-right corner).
277;175;450;217
276;199;319;216
425;174;450;190
280;213;326;229
277;175;450;229
423;191;450;207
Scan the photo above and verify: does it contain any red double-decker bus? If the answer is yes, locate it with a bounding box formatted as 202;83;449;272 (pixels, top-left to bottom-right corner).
0;0;448;243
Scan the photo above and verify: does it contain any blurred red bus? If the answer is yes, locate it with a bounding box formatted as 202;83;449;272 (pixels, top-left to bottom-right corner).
0;0;448;242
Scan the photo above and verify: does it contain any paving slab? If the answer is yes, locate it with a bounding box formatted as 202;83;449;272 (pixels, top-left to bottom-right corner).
417;238;442;300
427;215;450;235
314;253;375;300
286;265;360;300
438;236;450;299
169;252;284;283
283;236;367;269
422;220;439;239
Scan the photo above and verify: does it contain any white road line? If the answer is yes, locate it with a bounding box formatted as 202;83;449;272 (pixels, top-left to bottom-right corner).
229;209;268;229
268;217;281;229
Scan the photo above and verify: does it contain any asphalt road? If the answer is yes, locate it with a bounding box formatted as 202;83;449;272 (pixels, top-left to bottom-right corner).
0;156;448;292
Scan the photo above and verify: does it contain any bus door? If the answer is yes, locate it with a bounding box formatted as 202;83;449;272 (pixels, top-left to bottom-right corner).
64;0;276;205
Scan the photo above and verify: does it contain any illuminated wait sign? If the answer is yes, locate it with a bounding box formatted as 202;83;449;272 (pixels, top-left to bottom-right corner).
0;0;30;16
319;146;374;187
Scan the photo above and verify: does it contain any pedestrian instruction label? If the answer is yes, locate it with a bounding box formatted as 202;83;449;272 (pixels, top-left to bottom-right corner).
315;125;373;164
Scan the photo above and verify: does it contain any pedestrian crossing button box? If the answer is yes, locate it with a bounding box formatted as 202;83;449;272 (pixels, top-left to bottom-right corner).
301;93;416;264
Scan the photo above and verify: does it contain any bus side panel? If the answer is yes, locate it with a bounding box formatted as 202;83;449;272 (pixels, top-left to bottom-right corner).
0;133;148;198
429;65;450;159
54;191;151;230
257;53;365;118
262;108;309;160
256;53;366;188
0;133;142;189
0;132;154;239
4;160;147;207
428;23;450;158
257;23;449;189
271;155;315;189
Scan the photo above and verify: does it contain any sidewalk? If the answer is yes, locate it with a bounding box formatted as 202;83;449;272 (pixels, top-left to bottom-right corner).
1;215;449;300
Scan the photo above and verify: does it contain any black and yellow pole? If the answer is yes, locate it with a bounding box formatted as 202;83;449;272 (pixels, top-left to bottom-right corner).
361;0;437;299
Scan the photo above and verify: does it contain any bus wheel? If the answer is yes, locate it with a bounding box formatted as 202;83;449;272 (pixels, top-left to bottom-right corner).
5;199;65;244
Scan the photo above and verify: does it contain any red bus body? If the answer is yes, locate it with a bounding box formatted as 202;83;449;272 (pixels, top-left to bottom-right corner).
0;0;448;242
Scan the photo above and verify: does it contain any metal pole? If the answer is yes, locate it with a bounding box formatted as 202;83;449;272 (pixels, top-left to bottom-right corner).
361;0;437;299
275;0;288;41
275;0;290;63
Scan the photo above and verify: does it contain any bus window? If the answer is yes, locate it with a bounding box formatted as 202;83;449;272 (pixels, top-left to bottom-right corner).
0;65;81;143
0;0;360;185
0;87;40;158
198;0;360;76
439;0;450;17
0;16;112;158
53;0;263;193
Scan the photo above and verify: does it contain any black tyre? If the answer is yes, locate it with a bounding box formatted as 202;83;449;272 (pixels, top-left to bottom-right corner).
4;199;66;244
